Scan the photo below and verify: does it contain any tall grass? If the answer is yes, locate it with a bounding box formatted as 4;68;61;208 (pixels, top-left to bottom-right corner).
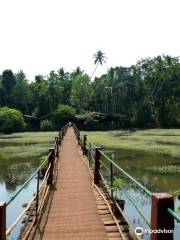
83;129;180;158
0;132;57;159
145;165;180;174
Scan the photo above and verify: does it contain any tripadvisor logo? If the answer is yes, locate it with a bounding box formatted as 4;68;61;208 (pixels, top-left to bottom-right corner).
135;227;174;235
135;227;143;236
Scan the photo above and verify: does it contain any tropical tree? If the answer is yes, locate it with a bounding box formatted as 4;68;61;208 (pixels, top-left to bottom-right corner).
1;70;16;107
0;107;26;133
31;75;49;116
13;71;32;114
57;68;72;105
52;104;76;129
2;69;16;91
70;72;93;111
91;50;106;79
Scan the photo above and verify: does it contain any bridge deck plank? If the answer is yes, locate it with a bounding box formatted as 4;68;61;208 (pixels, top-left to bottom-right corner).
33;127;108;240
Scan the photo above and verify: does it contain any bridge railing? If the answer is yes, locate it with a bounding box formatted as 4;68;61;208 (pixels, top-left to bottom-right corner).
75;128;180;240
0;124;68;240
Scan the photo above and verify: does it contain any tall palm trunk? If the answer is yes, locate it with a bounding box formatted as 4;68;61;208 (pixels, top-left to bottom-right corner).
91;62;99;80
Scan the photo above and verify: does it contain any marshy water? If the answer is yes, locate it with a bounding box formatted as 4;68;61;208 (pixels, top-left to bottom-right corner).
0;132;56;240
103;148;180;240
0;156;40;239
0;133;179;239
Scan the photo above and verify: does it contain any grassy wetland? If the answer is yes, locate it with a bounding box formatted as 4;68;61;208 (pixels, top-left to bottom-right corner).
0;129;180;240
84;128;180;239
84;129;180;189
0;131;57;160
0;131;57;194
85;128;180;159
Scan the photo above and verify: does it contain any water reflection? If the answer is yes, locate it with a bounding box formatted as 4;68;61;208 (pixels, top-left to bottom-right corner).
5;163;34;192
105;148;180;192
0;158;39;194
103;148;180;240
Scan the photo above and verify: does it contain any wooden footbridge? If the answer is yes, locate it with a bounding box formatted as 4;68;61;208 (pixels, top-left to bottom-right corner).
0;124;179;240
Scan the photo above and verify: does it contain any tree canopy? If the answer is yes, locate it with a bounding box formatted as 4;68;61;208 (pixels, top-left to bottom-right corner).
0;54;180;131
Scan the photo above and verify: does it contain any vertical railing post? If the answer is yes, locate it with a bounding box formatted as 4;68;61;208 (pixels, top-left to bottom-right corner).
110;163;113;200
61;127;64;138
35;170;40;223
58;131;61;145
94;147;101;184
55;137;59;157
151;193;174;240
80;136;83;150
60;131;62;145
0;202;6;240
88;143;91;167
77;131;80;145
47;148;55;185
83;134;87;156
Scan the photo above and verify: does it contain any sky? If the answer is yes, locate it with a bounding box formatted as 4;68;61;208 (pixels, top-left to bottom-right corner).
0;0;180;80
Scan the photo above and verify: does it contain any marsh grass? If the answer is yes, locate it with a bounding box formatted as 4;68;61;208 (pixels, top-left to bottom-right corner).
0;132;57;144
0;132;57;160
6;163;34;185
83;129;180;158
145;165;180;174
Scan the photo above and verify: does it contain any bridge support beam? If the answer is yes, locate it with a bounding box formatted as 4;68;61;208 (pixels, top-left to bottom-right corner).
151;193;174;240
58;131;61;145
55;137;59;157
94;147;101;184
0;202;6;240
83;135;88;156
48;148;55;185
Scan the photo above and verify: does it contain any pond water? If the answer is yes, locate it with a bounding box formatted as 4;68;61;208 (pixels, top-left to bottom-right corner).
0;137;180;240
0;132;53;240
103;148;180;240
0;156;40;240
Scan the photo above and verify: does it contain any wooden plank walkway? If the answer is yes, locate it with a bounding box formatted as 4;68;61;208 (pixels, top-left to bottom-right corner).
34;127;109;240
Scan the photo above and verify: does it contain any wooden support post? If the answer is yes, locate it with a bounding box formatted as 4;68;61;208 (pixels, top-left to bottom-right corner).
35;171;40;223
47;148;55;185
77;131;80;145
0;202;6;240
151;193;174;240
78;132;80;145
80;136;83;150
60;132;62;145
88;143;91;167
58;131;61;145
83;135;87;156
55;137;59;157
61;127;64;138
113;199;125;217
110;162;113;200
94;147;101;184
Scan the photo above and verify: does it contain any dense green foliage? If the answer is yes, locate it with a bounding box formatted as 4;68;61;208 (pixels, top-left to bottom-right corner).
52;104;76;129
92;56;180;127
70;73;92;110
40;120;54;131
0;107;26;133
0;55;180;129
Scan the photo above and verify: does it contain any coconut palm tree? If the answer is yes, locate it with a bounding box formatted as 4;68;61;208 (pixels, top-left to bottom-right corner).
91;50;106;79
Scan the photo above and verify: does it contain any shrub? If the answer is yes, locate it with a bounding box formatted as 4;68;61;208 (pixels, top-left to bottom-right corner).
0;107;26;133
52;105;76;129
84;116;98;127
40;120;54;131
